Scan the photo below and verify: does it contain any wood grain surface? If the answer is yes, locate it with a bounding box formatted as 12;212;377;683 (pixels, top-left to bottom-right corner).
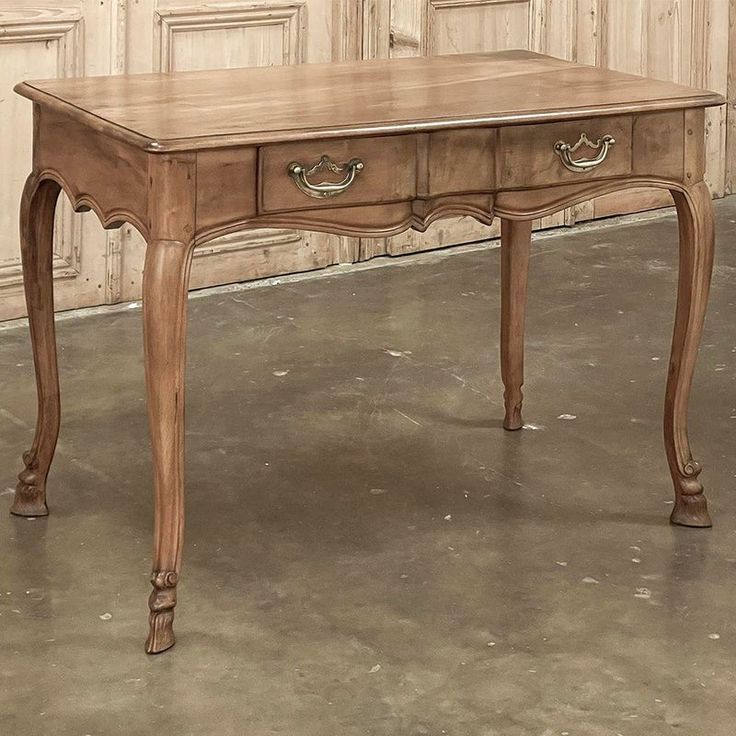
12;49;723;654
15;50;724;151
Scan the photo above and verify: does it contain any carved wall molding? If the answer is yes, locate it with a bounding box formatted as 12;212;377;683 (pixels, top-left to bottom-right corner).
154;1;307;72
426;0;530;56
0;8;83;72
0;8;84;292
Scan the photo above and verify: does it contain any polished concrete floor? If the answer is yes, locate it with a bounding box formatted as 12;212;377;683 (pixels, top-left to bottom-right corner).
1;202;736;735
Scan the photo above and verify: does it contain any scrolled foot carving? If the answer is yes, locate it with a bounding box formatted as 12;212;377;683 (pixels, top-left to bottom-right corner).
10;451;49;517
145;570;179;654
670;459;711;528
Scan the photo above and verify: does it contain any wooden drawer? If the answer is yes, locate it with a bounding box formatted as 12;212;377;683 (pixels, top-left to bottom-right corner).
259;135;417;213
498;115;634;188
426;129;496;195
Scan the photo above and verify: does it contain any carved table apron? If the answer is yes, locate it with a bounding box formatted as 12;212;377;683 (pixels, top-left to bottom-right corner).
11;50;725;653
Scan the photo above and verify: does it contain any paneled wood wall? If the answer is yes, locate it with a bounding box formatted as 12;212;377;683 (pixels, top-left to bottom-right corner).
0;0;734;320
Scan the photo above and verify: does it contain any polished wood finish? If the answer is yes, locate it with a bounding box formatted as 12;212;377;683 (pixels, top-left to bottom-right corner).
500;219;532;432
499;115;633;188
260;134;417;212
10;50;724;652
142;154;197;653
10;174;62;518
666;181;715;528
16;51;722;150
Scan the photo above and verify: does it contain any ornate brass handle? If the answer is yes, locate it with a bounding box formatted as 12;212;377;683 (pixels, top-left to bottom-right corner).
287;155;364;198
553;133;616;173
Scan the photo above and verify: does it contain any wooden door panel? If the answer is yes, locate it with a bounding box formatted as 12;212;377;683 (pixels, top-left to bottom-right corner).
0;5;112;320
428;0;531;55
154;4;306;71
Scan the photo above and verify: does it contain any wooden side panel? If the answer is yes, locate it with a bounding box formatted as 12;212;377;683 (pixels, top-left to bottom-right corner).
684;108;706;184
632;110;684;179
196;147;258;235
35;107;149;233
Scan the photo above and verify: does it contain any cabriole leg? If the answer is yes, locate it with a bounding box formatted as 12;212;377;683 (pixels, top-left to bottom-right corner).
500;218;532;431
666;182;714;528
11;175;62;517
142;239;194;653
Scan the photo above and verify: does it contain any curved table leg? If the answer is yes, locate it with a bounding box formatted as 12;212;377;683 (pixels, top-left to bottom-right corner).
500;218;532;430
666;181;714;527
142;239;194;653
12;174;62;517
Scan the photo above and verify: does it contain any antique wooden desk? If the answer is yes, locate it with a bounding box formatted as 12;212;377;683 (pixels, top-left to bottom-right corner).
11;50;724;653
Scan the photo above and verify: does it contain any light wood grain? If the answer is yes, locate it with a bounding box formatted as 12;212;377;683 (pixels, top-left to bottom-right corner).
142;152;197;653
15;50;723;151
11;48;723;656
10;173;61;518
500;218;532;431
666;180;715;528
259;134;417;213
499;115;633;189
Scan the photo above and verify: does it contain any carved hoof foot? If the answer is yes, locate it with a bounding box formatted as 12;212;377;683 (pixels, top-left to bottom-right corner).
503;407;523;431
10;476;48;517
503;415;523;431
670;494;712;528
10;498;49;517
146;611;176;654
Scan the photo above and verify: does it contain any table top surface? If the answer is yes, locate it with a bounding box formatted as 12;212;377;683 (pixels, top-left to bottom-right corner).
16;50;724;152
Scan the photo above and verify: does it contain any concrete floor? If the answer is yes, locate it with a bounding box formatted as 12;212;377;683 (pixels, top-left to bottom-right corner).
1;201;736;736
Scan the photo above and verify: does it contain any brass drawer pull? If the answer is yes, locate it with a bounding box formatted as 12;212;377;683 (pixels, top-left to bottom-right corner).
287;155;364;198
553;133;616;173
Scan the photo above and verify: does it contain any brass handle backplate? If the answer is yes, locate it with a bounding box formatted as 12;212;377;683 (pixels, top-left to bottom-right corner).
287;155;364;198
553;133;616;173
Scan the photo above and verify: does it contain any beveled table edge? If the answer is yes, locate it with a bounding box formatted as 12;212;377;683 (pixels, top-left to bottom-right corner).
14;81;725;154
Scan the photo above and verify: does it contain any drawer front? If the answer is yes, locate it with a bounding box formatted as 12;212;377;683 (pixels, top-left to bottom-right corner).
427;129;496;195
259;135;417;213
498;116;633;188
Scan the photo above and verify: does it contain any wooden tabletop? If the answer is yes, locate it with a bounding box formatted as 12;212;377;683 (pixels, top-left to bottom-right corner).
16;50;724;153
